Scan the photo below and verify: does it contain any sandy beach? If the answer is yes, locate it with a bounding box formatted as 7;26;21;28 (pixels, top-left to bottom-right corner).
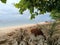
0;22;49;35
0;22;49;33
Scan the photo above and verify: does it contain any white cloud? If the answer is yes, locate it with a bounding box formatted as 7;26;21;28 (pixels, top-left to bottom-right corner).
7;0;19;4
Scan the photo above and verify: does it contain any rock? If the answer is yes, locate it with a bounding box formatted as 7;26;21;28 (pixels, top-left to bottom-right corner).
0;22;59;45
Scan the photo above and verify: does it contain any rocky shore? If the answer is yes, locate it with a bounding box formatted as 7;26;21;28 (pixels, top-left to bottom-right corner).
0;22;60;45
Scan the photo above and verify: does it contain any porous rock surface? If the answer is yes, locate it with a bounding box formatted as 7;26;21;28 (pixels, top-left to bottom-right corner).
0;22;60;45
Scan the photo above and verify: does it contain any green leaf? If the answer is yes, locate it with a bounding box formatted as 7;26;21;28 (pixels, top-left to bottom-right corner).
30;14;35;19
19;9;23;14
35;12;38;15
1;0;6;3
15;0;60;20
14;3;20;8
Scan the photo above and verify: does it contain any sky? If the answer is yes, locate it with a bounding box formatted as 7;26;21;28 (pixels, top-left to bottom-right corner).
0;0;52;27
0;0;19;15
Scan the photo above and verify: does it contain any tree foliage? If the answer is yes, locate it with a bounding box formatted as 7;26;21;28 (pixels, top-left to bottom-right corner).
15;0;60;20
0;0;60;20
0;0;6;3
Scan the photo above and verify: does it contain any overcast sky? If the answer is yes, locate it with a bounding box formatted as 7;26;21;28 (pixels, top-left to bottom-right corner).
0;0;52;23
5;0;19;4
0;0;20;15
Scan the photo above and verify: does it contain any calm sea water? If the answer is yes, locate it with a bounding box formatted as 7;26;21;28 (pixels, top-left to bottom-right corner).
0;0;52;27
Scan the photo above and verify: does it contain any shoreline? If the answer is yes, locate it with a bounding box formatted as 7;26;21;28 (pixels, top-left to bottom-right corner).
0;22;51;45
0;22;50;34
0;22;49;29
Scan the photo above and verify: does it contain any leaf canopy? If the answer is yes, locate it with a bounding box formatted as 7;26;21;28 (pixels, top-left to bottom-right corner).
0;0;6;3
15;0;60;20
